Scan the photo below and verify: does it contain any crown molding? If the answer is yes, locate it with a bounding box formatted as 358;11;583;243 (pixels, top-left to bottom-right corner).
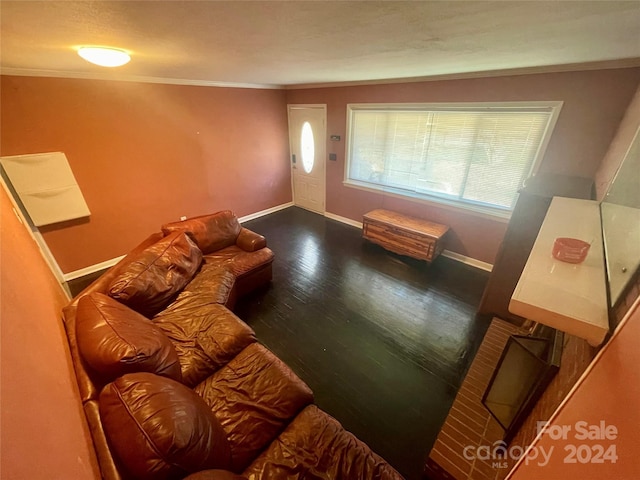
3;57;639;91
284;58;640;90
0;68;284;90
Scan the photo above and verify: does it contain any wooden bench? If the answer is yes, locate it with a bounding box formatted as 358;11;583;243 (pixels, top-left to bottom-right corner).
363;209;449;263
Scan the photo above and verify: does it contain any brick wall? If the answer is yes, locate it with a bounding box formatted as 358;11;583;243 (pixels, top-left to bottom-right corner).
426;319;523;480
427;269;640;480
498;334;597;479
426;319;599;480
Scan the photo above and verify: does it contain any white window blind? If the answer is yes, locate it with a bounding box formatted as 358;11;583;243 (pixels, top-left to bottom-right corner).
346;103;561;214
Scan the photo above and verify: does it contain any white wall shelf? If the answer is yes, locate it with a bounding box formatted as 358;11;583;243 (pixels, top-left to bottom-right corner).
509;197;609;346
0;152;90;226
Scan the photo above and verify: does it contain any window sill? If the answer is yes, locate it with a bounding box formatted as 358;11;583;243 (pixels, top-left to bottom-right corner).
342;180;512;223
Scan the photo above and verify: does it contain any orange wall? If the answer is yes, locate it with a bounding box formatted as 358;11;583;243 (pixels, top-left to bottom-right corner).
286;68;640;264
0;75;291;273
506;296;640;480
2;70;638;270
0;188;100;479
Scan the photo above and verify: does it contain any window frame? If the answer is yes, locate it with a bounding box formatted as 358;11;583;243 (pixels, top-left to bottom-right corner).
343;101;563;220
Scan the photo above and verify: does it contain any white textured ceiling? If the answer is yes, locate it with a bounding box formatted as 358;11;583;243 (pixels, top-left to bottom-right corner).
1;1;639;88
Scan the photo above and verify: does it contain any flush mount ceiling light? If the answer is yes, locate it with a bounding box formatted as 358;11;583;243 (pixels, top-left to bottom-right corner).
77;47;131;67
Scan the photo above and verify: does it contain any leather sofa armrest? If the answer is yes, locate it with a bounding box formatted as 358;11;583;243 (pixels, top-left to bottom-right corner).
84;400;123;480
236;228;266;252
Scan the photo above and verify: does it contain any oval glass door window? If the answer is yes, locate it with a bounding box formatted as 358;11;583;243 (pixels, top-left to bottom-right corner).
300;121;315;173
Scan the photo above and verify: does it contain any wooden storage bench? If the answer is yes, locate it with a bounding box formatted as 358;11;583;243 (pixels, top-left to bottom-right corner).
363;209;449;263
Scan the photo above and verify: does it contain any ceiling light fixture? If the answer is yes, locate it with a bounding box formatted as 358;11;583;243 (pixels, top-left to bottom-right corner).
77;47;131;67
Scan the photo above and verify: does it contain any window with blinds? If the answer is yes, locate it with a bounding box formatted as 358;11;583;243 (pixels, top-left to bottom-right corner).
345;102;562;215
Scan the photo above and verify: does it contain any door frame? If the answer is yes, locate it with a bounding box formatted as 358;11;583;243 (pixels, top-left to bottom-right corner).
287;104;327;214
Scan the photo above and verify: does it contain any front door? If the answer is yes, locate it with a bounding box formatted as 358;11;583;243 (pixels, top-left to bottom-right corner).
288;105;326;214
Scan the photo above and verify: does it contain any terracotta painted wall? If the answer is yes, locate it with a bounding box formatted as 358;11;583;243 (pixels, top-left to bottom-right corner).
505;296;640;480
0;75;291;273
0;188;100;479
286;68;640;264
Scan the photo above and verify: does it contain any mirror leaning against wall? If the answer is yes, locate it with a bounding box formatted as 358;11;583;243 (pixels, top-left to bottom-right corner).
600;125;640;323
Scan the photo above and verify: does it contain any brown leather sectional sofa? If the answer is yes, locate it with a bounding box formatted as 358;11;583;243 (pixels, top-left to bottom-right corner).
62;210;404;480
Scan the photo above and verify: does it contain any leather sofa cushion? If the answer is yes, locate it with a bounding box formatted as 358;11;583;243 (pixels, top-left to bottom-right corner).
108;232;203;317
183;471;247;480
66;232;165;309
76;293;182;384
244;405;404;480
155;303;256;387
195;343;314;472
100;373;232;480
180;264;237;303
162;211;242;255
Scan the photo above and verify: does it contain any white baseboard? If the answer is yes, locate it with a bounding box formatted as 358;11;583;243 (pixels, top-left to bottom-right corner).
325;210;494;272
441;250;493;272
65;203;493;280
239;202;294;223
63;255;126;281
324;211;363;229
64;202;295;281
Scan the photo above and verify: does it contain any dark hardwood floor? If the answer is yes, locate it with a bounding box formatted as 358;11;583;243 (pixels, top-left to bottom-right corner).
236;207;491;480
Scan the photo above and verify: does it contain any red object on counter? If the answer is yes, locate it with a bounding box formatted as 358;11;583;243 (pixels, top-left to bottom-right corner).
552;237;591;264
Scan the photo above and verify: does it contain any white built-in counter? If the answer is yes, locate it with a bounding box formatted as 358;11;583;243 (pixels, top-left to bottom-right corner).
509;197;609;346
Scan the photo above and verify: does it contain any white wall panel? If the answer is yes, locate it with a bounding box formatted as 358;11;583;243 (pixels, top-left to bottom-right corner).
0;152;90;226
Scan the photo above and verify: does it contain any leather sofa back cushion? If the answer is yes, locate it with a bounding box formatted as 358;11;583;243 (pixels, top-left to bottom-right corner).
100;373;232;480
161;211;242;255
76;293;182;384
108;231;203;317
183;471;247;480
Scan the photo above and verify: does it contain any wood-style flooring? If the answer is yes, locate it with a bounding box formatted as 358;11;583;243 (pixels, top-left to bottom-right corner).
236;207;491;480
